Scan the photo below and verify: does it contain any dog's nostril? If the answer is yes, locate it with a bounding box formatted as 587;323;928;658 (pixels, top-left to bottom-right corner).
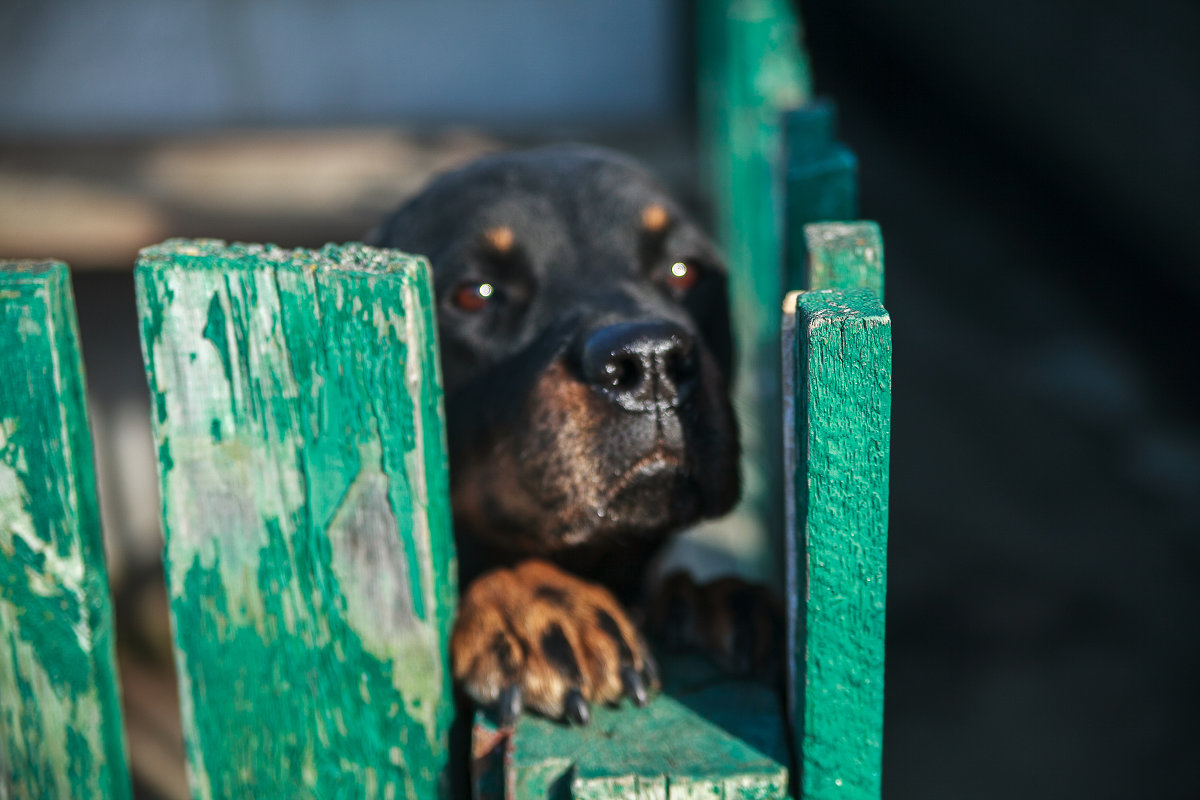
602;357;641;391
666;344;698;385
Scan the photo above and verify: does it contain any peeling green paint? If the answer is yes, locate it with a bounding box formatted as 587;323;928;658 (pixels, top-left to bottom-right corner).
783;283;890;800
0;261;131;799
135;240;456;799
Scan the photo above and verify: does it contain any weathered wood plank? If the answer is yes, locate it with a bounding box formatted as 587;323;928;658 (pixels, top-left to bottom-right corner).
802;222;884;302
782;103;859;293
472;654;789;799
696;0;812;578
782;287;890;800
135;239;456;799
0;261;131;799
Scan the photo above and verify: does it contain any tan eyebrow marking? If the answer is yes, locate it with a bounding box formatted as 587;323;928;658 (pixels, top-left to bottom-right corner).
641;204;670;233
482;225;515;253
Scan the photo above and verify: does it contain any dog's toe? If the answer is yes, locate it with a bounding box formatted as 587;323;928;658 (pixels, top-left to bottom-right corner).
451;559;658;724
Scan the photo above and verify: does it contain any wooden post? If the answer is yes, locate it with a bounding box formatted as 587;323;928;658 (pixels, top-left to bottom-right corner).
135;240;457;799
782;278;890;800
696;0;813;581
472;654;789;799
803;222;884;302
0;261;131;799
782;102;859;293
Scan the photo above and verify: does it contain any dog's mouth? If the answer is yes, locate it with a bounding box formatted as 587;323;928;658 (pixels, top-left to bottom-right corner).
558;448;699;546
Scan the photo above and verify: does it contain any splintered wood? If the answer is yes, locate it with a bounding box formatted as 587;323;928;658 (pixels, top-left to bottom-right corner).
135;240;456;799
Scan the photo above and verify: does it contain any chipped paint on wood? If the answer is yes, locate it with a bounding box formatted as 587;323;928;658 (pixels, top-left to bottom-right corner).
784;287;890;800
0;261;131;799
473;654;789;799
135;240;456;799
802;222;884;303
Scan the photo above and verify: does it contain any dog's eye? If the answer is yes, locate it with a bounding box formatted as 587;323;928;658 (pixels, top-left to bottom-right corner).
451;281;497;312
664;261;701;292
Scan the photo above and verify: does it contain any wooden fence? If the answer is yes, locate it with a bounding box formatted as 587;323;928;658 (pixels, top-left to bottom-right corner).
0;4;889;799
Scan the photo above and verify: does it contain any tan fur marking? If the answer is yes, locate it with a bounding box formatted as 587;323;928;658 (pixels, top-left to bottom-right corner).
482;225;515;253
641;203;670;233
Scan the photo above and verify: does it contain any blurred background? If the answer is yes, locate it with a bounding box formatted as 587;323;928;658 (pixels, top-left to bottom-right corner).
2;1;1197;798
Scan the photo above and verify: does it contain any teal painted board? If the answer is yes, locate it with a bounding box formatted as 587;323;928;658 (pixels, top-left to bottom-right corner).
802;222;884;303
472;654;789;799
782;288;890;800
696;0;813;581
0;262;131;799
782;103;859;294
135;240;457;800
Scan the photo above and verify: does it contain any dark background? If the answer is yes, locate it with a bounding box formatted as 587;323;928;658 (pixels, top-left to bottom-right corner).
2;1;1198;797
796;0;1200;796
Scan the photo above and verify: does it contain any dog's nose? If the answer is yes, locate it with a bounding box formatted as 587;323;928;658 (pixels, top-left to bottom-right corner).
579;321;699;411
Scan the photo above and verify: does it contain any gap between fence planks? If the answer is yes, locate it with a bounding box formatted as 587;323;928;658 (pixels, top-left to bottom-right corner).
783;223;890;800
135;240;456;800
0;261;132;799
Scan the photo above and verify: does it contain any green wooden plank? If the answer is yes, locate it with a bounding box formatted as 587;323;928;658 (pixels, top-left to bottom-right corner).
802;222;884;302
782;288;890;800
0;261;131;799
782;103;859;294
135;239;456;800
472;654;789;799
696;0;812;579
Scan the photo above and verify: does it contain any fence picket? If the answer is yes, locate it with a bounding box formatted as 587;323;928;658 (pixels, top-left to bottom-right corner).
783;276;890;800
135;240;456;799
0;261;131;800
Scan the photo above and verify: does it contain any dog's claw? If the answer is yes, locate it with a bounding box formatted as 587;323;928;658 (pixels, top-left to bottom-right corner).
498;685;523;726
621;665;648;707
564;688;590;726
642;651;661;689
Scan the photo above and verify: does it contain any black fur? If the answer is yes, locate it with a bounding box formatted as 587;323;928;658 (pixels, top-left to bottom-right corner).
367;145;740;602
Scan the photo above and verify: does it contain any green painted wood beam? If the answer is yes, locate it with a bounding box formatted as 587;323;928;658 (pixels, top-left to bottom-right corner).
802;222;884;303
782;103;859;294
135;240;457;800
472;654;790;799
782;287;890;800
0;261;131;799
696;0;812;582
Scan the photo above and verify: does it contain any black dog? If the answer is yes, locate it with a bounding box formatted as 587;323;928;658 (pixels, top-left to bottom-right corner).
367;145;748;723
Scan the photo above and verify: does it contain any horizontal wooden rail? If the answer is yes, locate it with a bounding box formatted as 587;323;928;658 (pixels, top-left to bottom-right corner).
0;261;131;799
472;653;789;799
135;239;456;799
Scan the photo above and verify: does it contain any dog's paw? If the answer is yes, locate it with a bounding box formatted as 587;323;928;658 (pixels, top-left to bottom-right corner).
647;571;785;677
451;559;659;725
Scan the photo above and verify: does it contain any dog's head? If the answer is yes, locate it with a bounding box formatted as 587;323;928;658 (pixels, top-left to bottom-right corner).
369;145;739;571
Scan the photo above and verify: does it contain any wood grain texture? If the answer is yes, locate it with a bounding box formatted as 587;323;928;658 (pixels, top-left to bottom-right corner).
802;223;884;303
472;654;789;799
696;0;812;578
782;288;890;800
782;103;859;294
135;240;456;800
0;261;131;799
